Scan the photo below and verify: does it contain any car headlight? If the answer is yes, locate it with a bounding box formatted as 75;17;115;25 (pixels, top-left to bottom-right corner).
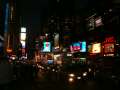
83;72;87;76
52;69;55;72
77;76;81;80
68;78;74;82
88;68;92;72
69;73;75;77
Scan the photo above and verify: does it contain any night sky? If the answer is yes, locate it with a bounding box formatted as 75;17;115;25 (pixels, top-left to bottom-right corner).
17;0;94;29
16;0;49;35
16;0;108;34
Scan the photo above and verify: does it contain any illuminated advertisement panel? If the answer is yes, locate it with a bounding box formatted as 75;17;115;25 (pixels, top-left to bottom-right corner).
73;42;81;51
104;43;114;53
80;41;86;52
103;36;115;56
92;43;101;53
20;40;26;48
20;33;26;41
21;27;26;33
42;42;51;52
95;16;103;27
54;33;59;49
70;41;86;52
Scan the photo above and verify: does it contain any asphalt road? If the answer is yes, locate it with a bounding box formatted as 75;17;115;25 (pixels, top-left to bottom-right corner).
4;69;119;90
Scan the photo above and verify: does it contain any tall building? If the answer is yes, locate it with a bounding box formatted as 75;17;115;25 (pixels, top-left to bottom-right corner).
3;0;20;55
0;0;4;53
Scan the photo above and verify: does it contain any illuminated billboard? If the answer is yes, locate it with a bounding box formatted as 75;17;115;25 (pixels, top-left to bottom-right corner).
95;16;103;27
20;33;26;41
42;42;51;52
70;41;86;52
92;43;101;53
20;27;27;56
80;41;86;52
102;36;115;56
54;33;59;49
104;43;114;53
73;42;81;51
20;41;26;48
21;27;26;33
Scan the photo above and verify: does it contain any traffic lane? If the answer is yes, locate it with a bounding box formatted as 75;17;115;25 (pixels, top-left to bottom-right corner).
6;68;120;90
37;70;119;90
8;79;118;90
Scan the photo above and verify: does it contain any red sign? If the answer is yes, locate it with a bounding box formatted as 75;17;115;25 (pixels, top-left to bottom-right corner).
103;37;115;43
104;43;114;53
103;36;115;56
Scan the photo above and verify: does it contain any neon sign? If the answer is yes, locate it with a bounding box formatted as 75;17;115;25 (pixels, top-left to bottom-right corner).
103;37;115;43
103;36;115;56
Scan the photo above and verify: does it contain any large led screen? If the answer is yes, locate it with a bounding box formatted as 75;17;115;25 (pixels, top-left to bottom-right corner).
42;42;51;52
80;41;86;52
73;42;81;51
70;41;86;52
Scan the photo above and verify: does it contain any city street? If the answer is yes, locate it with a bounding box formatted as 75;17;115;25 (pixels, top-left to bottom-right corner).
5;69;119;90
1;0;120;90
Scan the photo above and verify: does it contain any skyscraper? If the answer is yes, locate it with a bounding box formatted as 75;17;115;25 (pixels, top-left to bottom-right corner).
3;0;20;55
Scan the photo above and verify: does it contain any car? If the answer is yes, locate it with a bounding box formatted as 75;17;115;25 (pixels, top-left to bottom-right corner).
61;63;95;85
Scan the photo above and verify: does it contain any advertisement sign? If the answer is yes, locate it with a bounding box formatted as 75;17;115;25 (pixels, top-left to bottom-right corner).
80;41;86;52
87;14;103;31
70;41;86;52
54;33;59;49
92;43;101;54
42;42;51;52
103;36;115;56
20;27;26;56
104;43;114;53
21;27;26;33
20;40;26;48
73;42;81;51
95;16;103;27
20;33;26;41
